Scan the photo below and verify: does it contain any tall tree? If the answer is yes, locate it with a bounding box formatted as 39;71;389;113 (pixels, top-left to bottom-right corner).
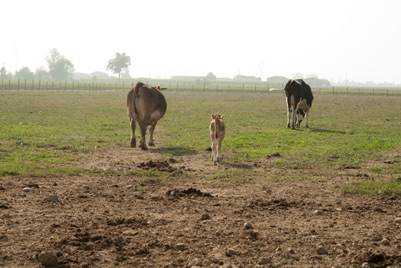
35;67;50;81
46;48;74;81
106;52;131;80
0;67;9;79
15;66;34;80
206;72;216;80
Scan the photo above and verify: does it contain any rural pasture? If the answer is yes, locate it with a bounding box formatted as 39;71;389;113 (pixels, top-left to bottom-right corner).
1;89;401;267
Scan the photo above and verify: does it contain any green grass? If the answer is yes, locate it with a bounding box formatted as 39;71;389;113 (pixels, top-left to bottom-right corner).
162;91;401;163
0;91;128;176
1;90;401;195
343;177;401;195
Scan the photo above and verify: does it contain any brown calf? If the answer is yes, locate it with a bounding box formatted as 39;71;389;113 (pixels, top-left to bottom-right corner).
209;114;225;164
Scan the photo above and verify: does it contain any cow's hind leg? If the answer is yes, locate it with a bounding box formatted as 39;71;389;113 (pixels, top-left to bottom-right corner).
211;138;217;164
305;108;310;128
292;109;297;129
130;119;136;148
217;138;223;162
287;109;291;128
139;120;149;150
286;98;291;128
148;121;157;146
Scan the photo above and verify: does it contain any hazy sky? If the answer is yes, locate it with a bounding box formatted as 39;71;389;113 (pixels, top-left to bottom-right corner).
2;0;401;83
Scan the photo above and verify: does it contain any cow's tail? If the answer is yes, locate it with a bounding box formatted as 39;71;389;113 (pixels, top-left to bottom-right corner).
127;89;134;120
214;120;219;140
127;82;144;120
215;118;222;139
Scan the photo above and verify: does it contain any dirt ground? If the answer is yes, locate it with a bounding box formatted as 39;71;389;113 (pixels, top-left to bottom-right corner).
1;147;401;268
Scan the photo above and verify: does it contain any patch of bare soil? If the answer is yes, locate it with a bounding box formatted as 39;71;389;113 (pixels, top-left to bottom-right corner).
1;147;401;267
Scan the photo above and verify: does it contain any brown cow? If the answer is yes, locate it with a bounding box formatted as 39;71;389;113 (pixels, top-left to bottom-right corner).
209;114;225;164
127;82;167;150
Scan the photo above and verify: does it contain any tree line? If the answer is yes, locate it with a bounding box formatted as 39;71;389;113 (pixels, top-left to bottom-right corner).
1;48;334;87
0;49;131;82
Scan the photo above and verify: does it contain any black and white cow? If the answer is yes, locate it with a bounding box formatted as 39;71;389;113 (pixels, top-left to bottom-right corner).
284;79;314;129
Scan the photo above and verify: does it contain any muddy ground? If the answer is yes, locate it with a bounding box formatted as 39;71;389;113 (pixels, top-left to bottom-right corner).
1;147;401;268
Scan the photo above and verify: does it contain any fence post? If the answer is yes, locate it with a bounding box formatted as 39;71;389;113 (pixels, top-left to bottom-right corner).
332;86;334;95
32;80;34;90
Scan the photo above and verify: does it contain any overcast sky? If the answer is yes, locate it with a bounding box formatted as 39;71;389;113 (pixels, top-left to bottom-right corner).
1;0;401;83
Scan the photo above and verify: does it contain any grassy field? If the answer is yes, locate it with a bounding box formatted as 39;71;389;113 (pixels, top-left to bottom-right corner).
0;90;400;194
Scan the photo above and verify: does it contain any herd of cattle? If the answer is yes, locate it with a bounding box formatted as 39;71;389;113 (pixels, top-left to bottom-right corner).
126;79;314;164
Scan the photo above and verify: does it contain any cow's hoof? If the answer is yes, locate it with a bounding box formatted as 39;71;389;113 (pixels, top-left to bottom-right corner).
130;142;136;148
148;142;155;146
139;141;148;150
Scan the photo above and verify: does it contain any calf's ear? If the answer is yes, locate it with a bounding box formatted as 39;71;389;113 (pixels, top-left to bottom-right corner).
211;114;216;119
220;115;224;119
